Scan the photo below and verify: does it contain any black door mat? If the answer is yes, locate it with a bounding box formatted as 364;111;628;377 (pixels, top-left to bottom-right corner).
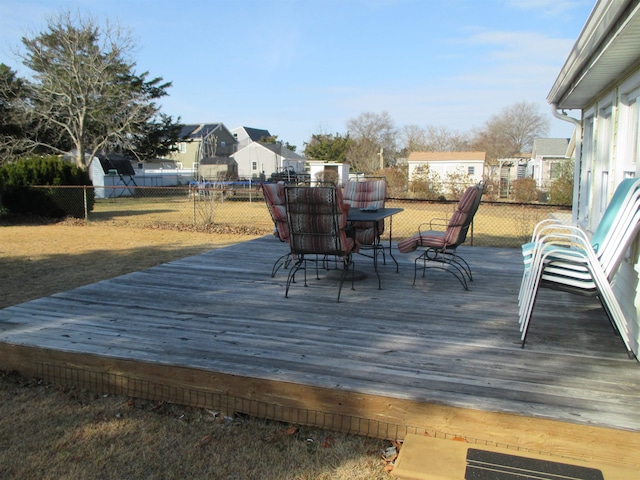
465;448;604;480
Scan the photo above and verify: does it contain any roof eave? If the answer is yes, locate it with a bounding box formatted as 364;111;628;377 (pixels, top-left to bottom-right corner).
547;0;640;109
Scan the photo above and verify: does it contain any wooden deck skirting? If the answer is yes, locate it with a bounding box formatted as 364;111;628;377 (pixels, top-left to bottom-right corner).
1;236;639;469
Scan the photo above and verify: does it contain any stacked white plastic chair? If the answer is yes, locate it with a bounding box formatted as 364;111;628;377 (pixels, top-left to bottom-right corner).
518;177;640;357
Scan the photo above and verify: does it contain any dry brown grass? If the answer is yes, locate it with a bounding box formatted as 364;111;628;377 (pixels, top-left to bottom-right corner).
0;220;390;480
88;194;562;248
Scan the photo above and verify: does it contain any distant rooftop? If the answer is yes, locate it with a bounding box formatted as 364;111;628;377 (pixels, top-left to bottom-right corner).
532;138;570;158
408;151;486;161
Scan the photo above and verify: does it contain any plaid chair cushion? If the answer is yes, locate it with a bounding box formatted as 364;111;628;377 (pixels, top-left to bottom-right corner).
398;186;480;254
343;180;387;245
286;186;357;255
343;180;387;208
262;182;289;242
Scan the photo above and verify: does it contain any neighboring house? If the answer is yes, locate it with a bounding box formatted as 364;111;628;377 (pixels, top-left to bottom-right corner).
232;141;305;179
528;138;572;189
407;151;486;185
547;0;640;357
165;123;237;170
231;126;272;149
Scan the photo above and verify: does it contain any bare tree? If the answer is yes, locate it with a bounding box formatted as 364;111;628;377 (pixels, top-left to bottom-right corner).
18;11;175;169
472;101;549;161
346;111;397;172
400;125;428;155
346;137;381;174
400;124;470;156
425;125;470;152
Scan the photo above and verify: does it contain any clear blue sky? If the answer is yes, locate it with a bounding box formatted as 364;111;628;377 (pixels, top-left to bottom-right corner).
0;0;595;151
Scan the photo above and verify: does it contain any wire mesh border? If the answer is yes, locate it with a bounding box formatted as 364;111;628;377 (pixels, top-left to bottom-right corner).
34;362;573;460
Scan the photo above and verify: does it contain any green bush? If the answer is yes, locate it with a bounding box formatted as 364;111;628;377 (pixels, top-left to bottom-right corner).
0;155;94;218
548;160;574;206
410;164;444;200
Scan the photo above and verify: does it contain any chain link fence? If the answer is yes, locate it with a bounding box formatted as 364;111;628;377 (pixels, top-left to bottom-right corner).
26;185;571;248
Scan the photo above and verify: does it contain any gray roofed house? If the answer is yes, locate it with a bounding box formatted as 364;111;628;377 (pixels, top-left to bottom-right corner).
231;126;272;149
166;123;238;169
232;139;305;179
528;138;572;189
531;138;571;158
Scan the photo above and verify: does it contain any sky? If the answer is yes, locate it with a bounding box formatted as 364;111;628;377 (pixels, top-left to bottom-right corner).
0;0;596;151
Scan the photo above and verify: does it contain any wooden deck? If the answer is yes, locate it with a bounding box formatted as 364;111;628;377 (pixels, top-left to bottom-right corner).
1;236;639;468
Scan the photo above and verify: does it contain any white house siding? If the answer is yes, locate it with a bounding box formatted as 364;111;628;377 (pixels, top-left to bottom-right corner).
408;160;485;183
572;90;640;355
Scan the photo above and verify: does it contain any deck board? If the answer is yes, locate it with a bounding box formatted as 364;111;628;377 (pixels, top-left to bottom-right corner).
1;235;639;466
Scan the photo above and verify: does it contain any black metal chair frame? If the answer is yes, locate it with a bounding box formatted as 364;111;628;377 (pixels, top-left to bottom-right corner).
284;186;357;302
413;185;484;290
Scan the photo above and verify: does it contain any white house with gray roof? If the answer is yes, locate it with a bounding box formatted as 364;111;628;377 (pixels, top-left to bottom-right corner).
231;126;272;149
232;141;305;179
528;138;572;189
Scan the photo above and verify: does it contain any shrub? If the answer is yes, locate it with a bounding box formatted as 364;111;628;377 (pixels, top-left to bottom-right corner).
0;155;94;218
445;168;475;200
376;165;407;197
548;160;574;206
511;178;539;203
410;164;444;200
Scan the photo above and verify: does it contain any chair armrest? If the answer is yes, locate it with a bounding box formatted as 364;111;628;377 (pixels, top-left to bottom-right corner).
429;218;449;229
418;220;447;235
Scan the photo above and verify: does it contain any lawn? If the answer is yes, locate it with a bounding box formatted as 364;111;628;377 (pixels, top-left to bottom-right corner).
88;192;564;248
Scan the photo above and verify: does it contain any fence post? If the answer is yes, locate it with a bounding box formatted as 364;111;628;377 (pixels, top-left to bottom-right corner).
83;186;88;221
193;188;197;225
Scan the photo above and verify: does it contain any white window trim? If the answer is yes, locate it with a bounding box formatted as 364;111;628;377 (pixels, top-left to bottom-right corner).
579;107;596;227
618;70;640;180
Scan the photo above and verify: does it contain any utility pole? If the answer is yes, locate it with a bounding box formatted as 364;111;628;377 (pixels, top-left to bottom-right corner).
379;147;384;170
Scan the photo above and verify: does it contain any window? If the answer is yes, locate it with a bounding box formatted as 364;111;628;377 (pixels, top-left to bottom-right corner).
467;166;475;175
550;162;562;179
618;71;640;181
252;161;257;171
594;102;613;218
178;142;187;154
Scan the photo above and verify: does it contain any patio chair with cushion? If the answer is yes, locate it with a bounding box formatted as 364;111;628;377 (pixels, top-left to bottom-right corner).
284;185;360;302
518;178;640;356
261;181;291;277
342;179;388;245
398;184;484;290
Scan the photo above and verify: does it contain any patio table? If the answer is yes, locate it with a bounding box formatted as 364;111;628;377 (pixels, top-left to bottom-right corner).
347;207;404;288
